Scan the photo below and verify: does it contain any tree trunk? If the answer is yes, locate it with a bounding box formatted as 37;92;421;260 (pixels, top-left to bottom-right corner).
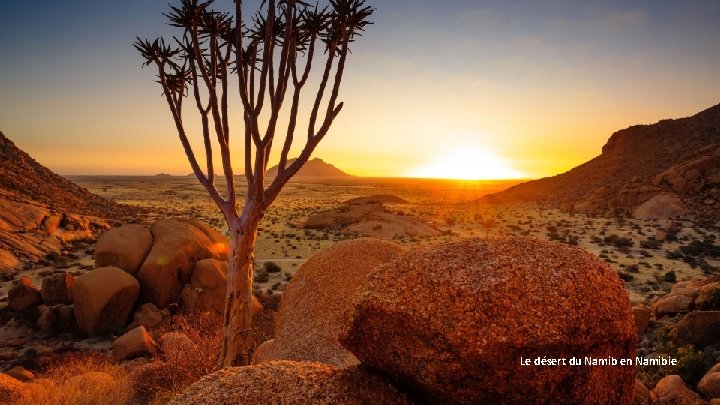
218;220;258;367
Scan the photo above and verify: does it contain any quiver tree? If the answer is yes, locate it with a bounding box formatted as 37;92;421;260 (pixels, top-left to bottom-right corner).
134;0;373;367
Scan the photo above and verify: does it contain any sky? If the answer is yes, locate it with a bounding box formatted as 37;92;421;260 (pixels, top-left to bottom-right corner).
1;0;719;179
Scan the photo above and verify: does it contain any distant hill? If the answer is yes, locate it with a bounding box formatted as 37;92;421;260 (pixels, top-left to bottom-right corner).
265;158;353;179
482;104;720;224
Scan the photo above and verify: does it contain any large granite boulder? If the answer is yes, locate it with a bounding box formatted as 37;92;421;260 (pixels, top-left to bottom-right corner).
73;266;139;335
137;219;228;308
340;237;637;404
269;238;405;368
94;224;153;275
670;311;720;347
169;361;410;405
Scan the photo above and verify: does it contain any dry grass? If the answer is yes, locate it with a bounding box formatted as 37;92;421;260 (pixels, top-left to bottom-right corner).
16;352;131;405
130;311;223;404
12;311;223;405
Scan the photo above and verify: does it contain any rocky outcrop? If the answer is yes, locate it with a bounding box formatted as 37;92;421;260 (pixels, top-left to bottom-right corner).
137;219;228;308
269;239;405;368
170;361;410;405
302;202;441;238
0;132;135;271
94;224;153;275
482;104;720;223
73;266;140;335
340;237;637;404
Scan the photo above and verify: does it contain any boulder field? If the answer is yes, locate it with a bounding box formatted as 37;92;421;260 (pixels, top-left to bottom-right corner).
218;236;639;403
6;218;249;342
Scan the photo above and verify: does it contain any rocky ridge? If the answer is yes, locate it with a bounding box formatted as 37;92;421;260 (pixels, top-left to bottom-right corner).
482;104;720;224
0;132;137;275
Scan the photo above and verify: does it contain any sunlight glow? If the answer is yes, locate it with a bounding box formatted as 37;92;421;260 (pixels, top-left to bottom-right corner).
406;144;526;180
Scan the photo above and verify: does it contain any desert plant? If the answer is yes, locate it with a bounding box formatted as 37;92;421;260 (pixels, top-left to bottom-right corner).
135;0;374;366
663;270;677;283
264;261;282;273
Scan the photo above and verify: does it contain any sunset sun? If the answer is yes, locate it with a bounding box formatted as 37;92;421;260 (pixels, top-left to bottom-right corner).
407;145;526;180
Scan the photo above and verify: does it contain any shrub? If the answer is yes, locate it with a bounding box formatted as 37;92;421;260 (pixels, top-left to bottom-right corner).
264;261;282;273
254;270;269;283
640;238;662;249
663;270;677;283
618;272;634;282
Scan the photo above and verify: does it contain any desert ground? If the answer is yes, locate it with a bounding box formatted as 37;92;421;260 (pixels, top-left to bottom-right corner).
67;175;720;305
2;175;719;403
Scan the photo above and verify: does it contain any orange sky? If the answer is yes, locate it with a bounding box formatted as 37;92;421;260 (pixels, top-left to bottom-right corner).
1;1;719;179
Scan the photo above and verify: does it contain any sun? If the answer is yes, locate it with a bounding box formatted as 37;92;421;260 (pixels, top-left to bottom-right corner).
407;144;526;180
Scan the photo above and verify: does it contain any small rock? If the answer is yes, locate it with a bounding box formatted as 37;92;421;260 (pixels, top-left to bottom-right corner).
633;379;651;405
37;305;58;334
651;375;705;404
654;294;694;317
112;326;156;361
55;304;75;331
132;303;169;329
696;282;720;310
0;351;15;361
41;272;74;305
4;366;34;382
698;363;720;399
8;277;42;312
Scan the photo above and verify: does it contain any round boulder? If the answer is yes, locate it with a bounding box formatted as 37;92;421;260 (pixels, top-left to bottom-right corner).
73;266;140;335
137;219;227;308
670;310;720;347
272;238;405;368
185;258;227;314
339;237;637;404
94;224;153;275
169;361;410;405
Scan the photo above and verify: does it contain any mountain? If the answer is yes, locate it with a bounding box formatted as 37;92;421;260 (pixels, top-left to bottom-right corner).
0;132;135;273
265;158;353;179
482;104;720;224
